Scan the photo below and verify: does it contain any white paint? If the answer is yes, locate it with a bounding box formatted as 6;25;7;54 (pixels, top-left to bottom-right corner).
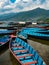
19;22;26;24
32;22;37;25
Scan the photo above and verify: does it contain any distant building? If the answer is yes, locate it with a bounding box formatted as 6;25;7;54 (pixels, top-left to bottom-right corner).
32;22;37;25
18;22;26;24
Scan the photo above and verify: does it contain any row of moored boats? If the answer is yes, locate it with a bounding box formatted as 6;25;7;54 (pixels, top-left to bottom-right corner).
0;26;49;65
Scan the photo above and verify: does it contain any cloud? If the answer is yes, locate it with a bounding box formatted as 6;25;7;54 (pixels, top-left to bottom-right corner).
0;0;49;14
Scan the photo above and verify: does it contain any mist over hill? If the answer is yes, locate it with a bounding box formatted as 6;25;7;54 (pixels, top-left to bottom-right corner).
0;8;49;21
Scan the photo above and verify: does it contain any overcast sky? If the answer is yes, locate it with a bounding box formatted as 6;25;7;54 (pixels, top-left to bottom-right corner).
0;0;49;14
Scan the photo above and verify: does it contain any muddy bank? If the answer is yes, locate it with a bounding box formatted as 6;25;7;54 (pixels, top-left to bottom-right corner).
27;39;49;65
0;49;20;65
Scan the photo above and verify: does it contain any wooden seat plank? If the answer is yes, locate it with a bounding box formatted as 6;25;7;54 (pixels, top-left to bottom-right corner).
23;61;37;65
14;50;28;53
12;46;23;48
17;54;33;58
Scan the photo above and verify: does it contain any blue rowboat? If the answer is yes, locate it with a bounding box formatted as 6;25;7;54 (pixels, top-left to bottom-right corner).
19;28;45;36
19;28;49;40
36;30;49;34
0;29;16;35
9;37;46;65
36;24;49;28
20;31;49;40
27;32;49;40
37;24;49;27
20;28;46;33
0;35;11;50
19;32;28;39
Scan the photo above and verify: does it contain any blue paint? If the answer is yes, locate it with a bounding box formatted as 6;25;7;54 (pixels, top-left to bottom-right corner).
0;35;10;46
10;37;46;65
10;0;16;3
19;27;49;40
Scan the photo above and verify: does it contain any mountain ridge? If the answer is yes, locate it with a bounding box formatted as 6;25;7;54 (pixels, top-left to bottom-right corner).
0;8;49;21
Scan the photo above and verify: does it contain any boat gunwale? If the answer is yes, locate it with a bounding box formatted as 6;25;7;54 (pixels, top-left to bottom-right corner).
9;38;46;65
0;36;11;46
9;38;22;65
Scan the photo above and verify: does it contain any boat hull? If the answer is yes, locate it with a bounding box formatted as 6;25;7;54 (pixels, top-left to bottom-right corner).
0;30;16;35
27;34;49;40
0;35;11;51
0;40;10;51
19;28;49;40
9;37;46;65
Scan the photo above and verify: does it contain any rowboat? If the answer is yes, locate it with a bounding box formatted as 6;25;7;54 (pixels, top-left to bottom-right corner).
0;35;11;50
27;32;49;40
9;37;46;65
0;24;16;29
0;29;16;35
19;28;46;34
19;28;49;40
36;23;49;28
10;34;27;43
36;30;49;34
18;33;28;39
36;24;49;30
